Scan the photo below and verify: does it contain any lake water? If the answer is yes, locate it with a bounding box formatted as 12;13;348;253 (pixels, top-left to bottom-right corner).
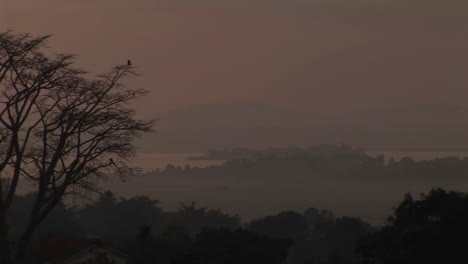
99;150;468;225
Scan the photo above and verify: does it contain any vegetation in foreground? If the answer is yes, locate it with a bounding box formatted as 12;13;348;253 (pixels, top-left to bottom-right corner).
12;187;468;264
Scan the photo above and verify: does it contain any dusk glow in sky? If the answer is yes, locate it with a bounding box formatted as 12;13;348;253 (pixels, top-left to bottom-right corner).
2;0;468;117
4;1;468;246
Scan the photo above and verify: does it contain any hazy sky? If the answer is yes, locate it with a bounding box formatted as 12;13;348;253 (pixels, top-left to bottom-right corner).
2;0;468;117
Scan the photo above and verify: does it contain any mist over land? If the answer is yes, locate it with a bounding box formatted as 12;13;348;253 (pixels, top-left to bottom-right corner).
113;145;468;226
139;103;468;152
126;102;468;226
3;1;468;263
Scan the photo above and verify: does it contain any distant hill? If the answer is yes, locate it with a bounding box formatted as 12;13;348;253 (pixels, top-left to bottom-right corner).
137;103;468;152
349;103;468;126
152;104;315;128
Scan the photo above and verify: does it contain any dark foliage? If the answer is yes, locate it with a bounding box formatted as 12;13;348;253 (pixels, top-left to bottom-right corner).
187;228;291;264
248;211;308;240
77;191;162;244
358;188;468;264
7;190;373;264
172;202;241;237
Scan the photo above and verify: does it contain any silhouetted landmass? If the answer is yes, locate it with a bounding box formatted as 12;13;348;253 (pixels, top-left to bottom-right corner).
11;191;371;264
121;146;468;225
146;145;468;184
13;185;468;263
188;145;366;161
11;146;468;263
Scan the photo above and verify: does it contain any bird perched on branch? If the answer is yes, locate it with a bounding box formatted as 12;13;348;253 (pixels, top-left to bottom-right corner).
127;59;132;66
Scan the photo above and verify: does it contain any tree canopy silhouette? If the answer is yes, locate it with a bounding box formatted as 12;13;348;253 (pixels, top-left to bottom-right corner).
0;31;153;264
359;188;468;264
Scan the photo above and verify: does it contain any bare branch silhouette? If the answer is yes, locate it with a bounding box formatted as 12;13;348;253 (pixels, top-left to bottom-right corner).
0;31;153;264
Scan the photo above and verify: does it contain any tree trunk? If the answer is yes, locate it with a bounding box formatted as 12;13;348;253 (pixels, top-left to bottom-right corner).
13;221;37;264
0;212;11;264
14;195;62;264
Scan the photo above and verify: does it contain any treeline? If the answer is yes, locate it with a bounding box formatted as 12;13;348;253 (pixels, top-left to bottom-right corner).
359;188;468;263
13;188;468;263
188;145;367;161
9;192;371;264
149;146;468;183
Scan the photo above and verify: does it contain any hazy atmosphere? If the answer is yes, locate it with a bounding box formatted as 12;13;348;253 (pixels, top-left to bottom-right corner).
3;0;468;114
2;1;468;264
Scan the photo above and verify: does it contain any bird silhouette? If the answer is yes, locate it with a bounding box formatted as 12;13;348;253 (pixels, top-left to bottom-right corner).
127;59;132;66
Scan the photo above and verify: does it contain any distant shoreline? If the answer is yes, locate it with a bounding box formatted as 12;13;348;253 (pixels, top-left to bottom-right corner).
136;148;468;154
365;148;468;152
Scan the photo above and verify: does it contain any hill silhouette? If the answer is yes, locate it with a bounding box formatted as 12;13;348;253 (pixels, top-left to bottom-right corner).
138;103;468;152
151;104;314;128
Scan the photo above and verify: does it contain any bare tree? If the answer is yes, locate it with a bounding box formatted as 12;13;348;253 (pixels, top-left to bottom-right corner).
0;31;153;264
